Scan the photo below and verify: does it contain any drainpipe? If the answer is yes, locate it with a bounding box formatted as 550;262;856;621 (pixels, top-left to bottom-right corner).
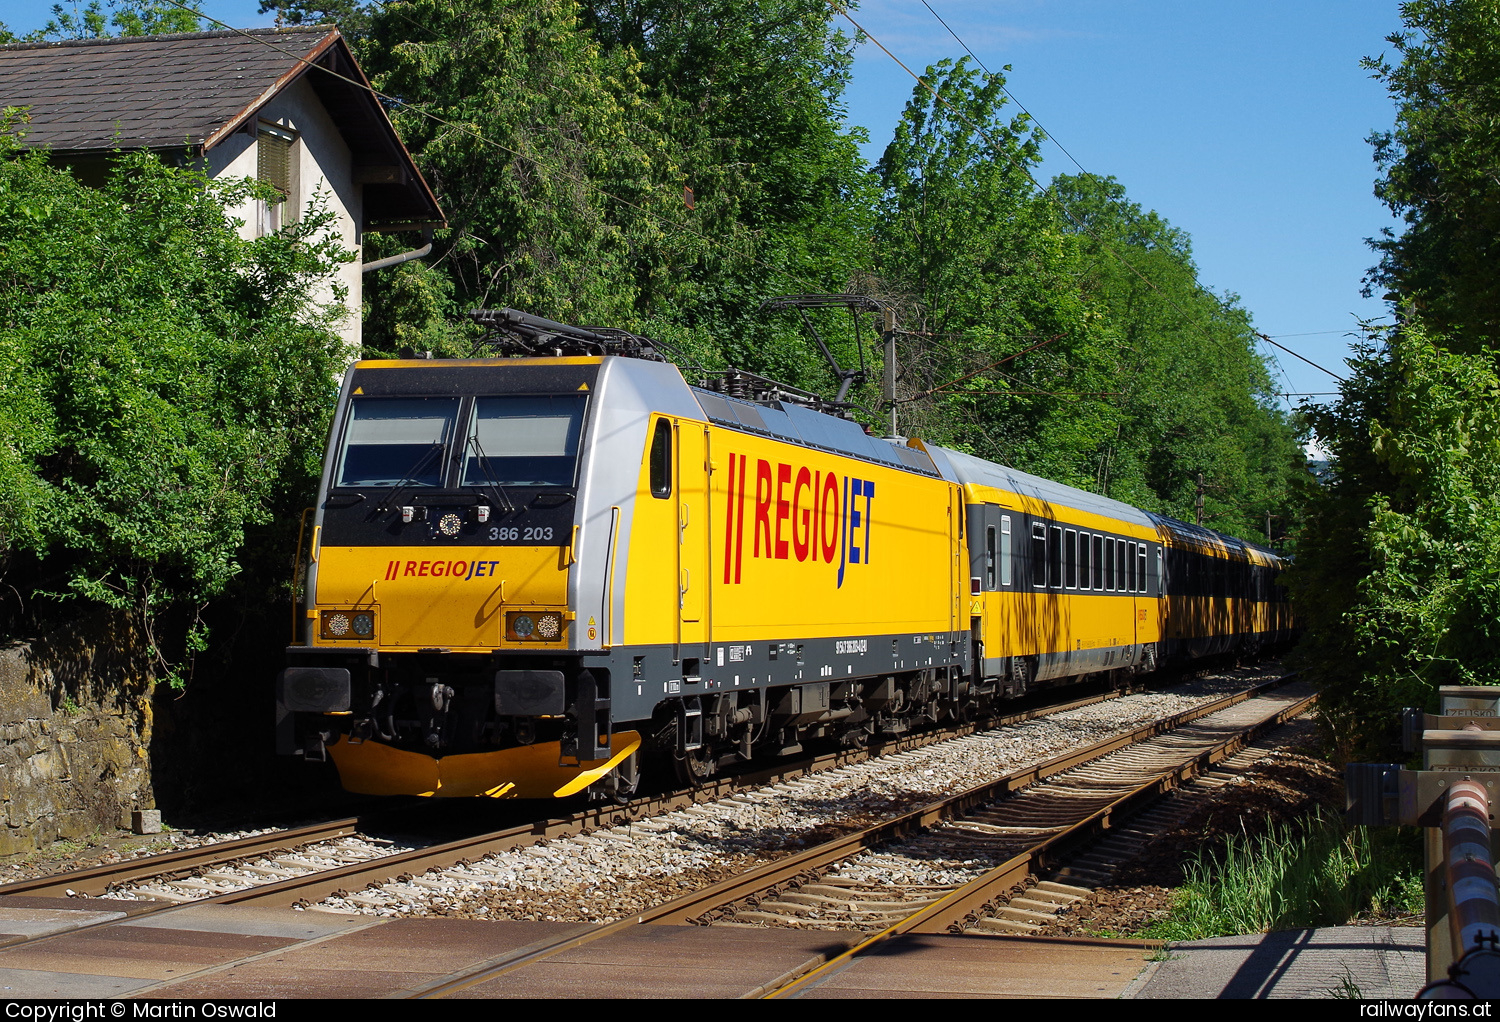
361;230;433;273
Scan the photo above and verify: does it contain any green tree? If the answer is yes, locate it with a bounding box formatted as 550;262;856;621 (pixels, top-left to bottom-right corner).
1365;0;1500;346
351;0;696;353
873;58;1096;474
1291;325;1500;761
1291;1;1500;759
873;64;1302;538
1047;173;1304;538
37;1;201;40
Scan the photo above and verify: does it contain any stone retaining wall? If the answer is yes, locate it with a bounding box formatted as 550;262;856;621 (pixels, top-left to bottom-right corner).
0;612;154;856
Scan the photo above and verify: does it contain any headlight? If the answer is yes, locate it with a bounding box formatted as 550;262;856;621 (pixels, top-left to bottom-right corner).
321;609;376;640
508;611;565;642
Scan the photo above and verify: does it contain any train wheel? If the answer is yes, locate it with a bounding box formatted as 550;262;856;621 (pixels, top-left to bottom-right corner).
673;744;717;786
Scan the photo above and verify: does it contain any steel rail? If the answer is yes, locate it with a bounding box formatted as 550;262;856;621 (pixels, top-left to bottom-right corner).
411;672;1298;998
0;681;1127;901
765;687;1319;998
197;679;1167;908
0;816;368;900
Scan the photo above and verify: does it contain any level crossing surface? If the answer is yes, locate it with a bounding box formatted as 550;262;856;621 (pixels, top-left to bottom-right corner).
0;896;1423;999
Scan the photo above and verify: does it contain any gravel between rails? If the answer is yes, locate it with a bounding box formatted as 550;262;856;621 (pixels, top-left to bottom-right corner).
311;663;1283;923
98;834;416;903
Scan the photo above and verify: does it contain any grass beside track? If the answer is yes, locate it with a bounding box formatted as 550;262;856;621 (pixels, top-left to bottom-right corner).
1141;810;1424;940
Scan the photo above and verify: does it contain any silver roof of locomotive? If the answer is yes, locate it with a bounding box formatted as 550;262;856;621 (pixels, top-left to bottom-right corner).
688;387;939;476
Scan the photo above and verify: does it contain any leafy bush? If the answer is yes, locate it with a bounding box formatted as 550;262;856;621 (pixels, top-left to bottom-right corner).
1290;326;1500;760
0;117;351;685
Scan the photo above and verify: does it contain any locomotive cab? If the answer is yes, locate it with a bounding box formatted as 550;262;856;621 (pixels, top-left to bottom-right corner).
279;355;643;798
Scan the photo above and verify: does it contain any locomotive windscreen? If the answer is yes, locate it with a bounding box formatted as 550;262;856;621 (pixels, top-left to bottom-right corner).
462;394;587;487
335;397;460;487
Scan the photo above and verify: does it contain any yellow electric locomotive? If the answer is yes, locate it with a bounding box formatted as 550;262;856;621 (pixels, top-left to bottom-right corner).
277;309;1292;799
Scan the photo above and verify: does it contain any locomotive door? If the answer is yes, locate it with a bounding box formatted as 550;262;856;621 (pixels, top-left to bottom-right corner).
675;421;710;652
950;487;964;638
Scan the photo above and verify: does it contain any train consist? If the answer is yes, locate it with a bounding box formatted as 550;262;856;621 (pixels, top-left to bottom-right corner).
277;310;1295;799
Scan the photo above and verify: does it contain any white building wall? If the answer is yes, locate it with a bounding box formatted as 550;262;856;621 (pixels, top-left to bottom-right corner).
207;76;363;354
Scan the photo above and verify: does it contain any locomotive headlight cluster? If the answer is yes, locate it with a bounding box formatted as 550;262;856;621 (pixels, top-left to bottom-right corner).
508;610;564;642
320;609;377;640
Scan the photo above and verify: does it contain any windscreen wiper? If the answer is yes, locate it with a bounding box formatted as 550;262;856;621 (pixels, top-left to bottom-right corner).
374;443;444;516
464;432;518;514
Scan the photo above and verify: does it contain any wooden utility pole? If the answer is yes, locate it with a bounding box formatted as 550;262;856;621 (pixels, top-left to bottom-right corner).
1195;472;1205;526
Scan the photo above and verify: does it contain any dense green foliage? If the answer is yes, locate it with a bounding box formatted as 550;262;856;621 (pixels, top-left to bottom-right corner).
1294;328;1500;757
1291;0;1500;759
0;126;350;683
1;1;202;44
1365;0;1500;346
869;61;1300;537
3;0;1308;688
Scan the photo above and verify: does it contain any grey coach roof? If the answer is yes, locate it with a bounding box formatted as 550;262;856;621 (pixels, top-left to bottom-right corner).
0;26;443;229
935;445;1158;530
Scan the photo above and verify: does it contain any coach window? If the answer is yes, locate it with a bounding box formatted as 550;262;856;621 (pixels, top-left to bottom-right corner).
985;526;997;589
1031;523;1047;588
1139;545;1149;593
1093;534;1104;590
1117;539;1127;592
1103;537;1114;590
1064;529;1078;589
1000;516;1012;586
649;419;671;498
1127;542;1138;592
1079;532;1091;591
1049;526;1063;589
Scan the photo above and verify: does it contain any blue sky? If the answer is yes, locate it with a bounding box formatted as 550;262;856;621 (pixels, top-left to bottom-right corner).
4;1;1407;410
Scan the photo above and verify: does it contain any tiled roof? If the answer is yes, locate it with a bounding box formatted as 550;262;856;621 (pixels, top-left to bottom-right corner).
0;27;332;151
0;27;443;228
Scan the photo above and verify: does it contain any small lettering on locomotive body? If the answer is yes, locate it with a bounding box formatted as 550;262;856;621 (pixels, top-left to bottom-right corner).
383;559;501;582
835;639;868;654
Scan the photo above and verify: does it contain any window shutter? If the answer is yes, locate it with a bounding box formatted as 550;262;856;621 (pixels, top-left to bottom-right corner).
256;124;296;234
257;129;292;197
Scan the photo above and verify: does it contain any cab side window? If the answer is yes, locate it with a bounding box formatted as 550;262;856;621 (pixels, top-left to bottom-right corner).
649;419;672;498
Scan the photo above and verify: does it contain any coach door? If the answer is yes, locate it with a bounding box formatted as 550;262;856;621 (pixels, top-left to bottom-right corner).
676;421;710;652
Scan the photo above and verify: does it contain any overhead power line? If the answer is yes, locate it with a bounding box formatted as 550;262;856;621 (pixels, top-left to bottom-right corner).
1254;332;1347;381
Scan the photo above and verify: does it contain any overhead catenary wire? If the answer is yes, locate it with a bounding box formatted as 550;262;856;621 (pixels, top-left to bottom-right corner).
1254;332;1346;381
892;333;1063;405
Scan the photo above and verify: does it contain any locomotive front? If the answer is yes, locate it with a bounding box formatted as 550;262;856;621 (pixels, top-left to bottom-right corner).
277;355;639;798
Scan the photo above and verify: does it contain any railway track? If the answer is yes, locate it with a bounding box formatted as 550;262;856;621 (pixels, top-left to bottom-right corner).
398;671;1313;998
0;662;1299;999
0;669;1199;922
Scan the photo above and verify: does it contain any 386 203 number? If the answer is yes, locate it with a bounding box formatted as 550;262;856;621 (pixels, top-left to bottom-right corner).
487;526;554;542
